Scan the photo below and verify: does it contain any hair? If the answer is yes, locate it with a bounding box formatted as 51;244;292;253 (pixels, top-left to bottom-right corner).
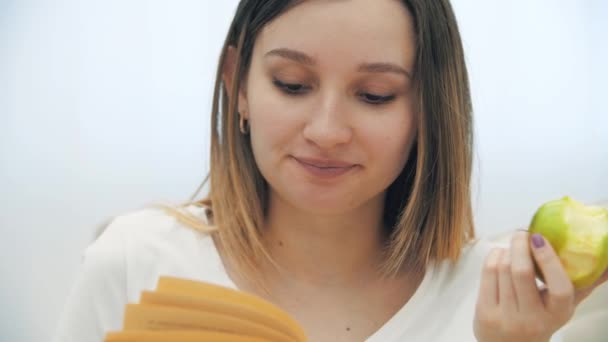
166;0;475;285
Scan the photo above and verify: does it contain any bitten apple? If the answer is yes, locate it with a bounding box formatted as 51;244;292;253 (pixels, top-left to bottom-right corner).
529;196;608;289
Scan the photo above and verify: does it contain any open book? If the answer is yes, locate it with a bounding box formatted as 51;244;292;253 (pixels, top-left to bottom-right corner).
104;276;308;342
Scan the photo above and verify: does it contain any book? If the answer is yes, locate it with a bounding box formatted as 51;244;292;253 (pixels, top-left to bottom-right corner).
104;276;308;342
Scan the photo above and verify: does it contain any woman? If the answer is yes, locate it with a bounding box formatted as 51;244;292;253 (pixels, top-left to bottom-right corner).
54;1;607;341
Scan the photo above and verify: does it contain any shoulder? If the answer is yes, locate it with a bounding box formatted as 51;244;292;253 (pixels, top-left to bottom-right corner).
459;237;498;266
428;238;496;290
92;205;211;257
54;206;221;342
403;239;494;336
97;205;210;240
426;236;512;297
85;205;217;287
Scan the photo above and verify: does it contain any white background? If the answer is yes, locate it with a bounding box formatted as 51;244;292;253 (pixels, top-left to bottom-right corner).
1;1;606;341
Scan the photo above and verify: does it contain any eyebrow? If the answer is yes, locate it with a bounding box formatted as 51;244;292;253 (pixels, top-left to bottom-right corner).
264;48;411;78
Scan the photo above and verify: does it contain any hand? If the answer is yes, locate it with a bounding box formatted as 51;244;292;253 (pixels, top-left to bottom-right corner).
473;231;608;342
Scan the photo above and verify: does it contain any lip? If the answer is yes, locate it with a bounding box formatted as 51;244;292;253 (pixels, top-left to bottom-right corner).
291;156;357;179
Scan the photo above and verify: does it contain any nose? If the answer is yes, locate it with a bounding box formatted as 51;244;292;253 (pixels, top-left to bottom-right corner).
302;93;353;150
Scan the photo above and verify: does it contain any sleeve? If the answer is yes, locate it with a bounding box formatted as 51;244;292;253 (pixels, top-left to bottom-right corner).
52;216;130;342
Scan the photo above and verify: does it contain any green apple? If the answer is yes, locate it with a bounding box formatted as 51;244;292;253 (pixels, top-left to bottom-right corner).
529;196;608;289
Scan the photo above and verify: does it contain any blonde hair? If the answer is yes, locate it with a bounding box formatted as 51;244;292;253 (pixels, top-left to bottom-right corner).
166;0;475;284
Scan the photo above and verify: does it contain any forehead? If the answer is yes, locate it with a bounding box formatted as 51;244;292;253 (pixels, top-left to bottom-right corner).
254;0;416;68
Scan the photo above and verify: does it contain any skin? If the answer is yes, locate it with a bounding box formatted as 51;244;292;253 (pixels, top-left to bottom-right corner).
222;0;608;341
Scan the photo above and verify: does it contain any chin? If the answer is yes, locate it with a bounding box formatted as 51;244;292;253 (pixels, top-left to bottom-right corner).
296;201;356;216
275;184;363;216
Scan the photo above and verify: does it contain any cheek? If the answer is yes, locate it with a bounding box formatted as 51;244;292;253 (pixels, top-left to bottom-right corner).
365;113;417;176
246;79;303;159
245;64;312;130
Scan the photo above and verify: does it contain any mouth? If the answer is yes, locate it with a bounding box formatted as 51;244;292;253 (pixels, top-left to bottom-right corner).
291;156;358;179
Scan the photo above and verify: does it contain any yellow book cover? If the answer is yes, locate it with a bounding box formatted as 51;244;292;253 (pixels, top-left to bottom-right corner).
104;276;307;342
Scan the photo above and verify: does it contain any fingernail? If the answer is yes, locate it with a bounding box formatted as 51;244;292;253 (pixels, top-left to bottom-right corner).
532;234;545;248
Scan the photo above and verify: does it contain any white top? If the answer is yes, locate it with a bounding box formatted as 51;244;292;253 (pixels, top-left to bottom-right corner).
52;207;563;342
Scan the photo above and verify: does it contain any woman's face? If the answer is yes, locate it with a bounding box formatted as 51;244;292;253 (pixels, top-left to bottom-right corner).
241;0;418;215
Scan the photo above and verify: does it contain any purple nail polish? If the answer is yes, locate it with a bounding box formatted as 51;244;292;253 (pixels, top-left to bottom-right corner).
532;234;545;248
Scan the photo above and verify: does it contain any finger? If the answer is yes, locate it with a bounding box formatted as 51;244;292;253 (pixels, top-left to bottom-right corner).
530;233;575;314
479;248;502;308
498;248;518;312
510;231;543;312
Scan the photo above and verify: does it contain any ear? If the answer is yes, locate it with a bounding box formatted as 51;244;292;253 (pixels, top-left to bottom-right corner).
222;46;249;119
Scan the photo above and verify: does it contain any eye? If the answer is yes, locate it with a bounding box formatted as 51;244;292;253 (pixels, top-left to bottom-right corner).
272;78;310;95
359;92;396;105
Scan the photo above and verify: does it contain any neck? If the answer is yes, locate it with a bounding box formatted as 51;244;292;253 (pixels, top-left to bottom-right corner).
262;192;388;288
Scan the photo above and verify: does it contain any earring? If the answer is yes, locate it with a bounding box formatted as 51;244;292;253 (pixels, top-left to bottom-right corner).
239;115;249;134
